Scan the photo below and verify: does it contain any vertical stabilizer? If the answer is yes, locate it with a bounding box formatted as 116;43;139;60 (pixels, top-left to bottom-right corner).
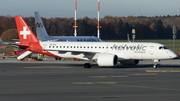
15;16;39;43
35;11;49;39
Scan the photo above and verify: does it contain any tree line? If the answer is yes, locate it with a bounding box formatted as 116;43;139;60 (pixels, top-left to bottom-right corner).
0;15;180;41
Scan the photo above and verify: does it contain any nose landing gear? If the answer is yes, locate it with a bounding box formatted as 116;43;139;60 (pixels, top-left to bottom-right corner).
153;59;159;69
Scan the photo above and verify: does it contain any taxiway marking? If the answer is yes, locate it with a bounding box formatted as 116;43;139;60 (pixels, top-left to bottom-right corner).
73;82;117;85
90;76;127;78
73;82;94;84
130;73;157;75
73;82;180;91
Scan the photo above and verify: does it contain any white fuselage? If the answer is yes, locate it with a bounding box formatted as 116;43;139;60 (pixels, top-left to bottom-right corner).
39;42;177;61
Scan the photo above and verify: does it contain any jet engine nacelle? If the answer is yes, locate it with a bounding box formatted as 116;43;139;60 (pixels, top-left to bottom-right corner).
97;54;118;66
120;60;139;65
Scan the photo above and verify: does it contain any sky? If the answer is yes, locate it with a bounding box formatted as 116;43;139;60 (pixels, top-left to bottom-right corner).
0;0;180;18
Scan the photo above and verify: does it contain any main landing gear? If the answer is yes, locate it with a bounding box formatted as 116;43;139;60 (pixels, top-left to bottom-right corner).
84;59;93;68
84;63;91;68
153;59;159;69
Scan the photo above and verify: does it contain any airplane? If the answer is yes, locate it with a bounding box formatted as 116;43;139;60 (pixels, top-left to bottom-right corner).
35;11;102;42
15;16;177;68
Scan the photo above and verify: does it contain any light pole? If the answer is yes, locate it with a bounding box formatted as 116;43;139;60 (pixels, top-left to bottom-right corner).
173;25;177;52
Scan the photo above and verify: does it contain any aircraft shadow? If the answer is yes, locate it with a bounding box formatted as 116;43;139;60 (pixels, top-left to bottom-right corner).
60;64;180;69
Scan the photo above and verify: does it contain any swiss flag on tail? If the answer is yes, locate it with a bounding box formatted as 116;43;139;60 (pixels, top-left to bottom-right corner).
15;16;39;43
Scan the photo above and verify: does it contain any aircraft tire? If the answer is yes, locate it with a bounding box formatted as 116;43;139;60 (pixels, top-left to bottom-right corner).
84;63;91;68
153;65;157;69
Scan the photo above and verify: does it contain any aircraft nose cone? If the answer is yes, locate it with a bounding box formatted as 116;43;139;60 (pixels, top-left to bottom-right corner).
170;52;177;58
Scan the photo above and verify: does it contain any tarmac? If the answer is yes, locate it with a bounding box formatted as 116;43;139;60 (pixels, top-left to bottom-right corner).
0;57;180;101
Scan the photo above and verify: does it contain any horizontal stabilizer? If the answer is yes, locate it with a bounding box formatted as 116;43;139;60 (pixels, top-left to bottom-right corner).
17;45;30;48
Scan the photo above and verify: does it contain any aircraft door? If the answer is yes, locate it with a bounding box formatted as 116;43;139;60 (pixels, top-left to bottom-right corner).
149;46;154;55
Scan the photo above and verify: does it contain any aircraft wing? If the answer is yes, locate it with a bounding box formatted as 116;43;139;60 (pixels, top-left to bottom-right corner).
33;48;98;53
33;49;97;59
0;38;18;46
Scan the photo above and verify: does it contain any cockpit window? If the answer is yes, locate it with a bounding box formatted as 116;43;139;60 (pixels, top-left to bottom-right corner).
159;46;168;50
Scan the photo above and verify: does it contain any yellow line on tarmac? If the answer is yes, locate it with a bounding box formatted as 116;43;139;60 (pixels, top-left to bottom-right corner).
73;82;180;91
130;73;157;75
109;83;180;91
24;66;44;68
73;82;94;84
169;70;180;72
96;82;117;84
90;76;128;78
110;76;128;78
60;67;71;68
90;76;108;78
146;70;180;72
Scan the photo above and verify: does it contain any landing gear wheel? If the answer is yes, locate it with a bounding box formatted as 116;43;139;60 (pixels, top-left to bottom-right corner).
153;65;157;69
84;63;91;68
